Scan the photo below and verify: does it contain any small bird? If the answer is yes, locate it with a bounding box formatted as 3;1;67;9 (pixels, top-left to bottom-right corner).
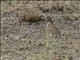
46;16;61;38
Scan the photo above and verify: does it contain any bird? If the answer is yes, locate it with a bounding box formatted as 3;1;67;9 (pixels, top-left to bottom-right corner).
46;16;61;38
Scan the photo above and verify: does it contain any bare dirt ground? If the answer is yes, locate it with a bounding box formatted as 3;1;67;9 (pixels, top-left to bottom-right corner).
1;1;80;60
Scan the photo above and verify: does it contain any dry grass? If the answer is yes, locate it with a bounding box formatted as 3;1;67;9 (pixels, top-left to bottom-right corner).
17;4;42;22
1;1;43;22
1;1;80;60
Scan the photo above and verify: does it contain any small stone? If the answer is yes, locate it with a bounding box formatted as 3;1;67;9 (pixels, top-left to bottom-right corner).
21;38;26;41
28;41;31;44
